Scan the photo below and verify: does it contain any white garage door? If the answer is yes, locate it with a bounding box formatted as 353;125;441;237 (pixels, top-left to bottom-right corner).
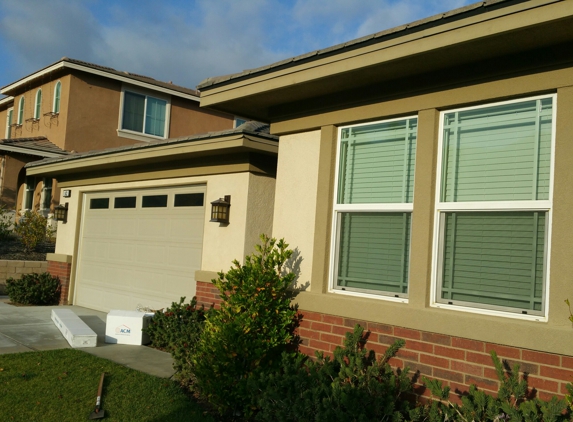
75;185;205;312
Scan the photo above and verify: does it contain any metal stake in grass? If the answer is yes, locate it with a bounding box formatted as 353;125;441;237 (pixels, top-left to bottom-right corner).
89;373;106;420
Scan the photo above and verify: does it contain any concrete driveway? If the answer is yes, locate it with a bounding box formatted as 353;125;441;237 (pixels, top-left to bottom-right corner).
0;297;175;379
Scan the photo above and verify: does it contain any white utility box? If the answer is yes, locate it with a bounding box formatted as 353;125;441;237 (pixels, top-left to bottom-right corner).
51;309;97;348
105;310;153;345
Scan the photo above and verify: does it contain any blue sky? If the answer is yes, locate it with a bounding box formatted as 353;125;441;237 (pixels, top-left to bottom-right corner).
0;0;474;91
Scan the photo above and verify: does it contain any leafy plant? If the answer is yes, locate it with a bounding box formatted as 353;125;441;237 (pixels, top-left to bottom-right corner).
143;296;207;384
251;324;413;422
421;350;569;421
0;204;14;241
6;272;61;305
565;299;573;325
13;210;55;252
189;234;299;418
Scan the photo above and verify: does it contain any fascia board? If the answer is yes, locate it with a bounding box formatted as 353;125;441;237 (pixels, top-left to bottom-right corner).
26;134;278;176
200;0;567;105
0;96;14;107
1;62;200;102
0;144;66;158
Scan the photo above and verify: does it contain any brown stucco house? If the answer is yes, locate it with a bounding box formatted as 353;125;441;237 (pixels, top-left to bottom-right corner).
195;0;573;401
0;57;237;218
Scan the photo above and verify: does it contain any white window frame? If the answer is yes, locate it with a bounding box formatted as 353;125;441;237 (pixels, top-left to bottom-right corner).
117;85;171;142
5;107;13;138
430;94;556;322
17;96;24;125
53;81;61;113
328;115;418;303
34;89;42;119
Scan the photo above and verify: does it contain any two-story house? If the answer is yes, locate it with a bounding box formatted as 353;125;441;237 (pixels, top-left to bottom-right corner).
0;57;236;217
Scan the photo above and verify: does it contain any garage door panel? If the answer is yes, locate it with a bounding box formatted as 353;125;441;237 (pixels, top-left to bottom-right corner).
75;185;205;312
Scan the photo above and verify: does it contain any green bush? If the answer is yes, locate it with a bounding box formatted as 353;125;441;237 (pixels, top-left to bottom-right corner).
251;324;413;422
0;205;14;241
143;296;207;383
420;351;570;422
189;234;299;418
13;210;55;252
6;272;61;305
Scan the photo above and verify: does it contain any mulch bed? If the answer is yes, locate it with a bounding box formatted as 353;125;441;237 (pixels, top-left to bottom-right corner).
0;237;55;261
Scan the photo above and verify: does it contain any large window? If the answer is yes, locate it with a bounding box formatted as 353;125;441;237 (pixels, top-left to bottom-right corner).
34;89;42;119
18;97;24;125
53;81;61;113
331;117;418;299
121;90;168;138
5;107;13;138
432;95;555;318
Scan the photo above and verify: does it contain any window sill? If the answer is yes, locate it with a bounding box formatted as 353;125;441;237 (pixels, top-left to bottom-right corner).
117;129;167;143
329;287;408;304
430;301;547;322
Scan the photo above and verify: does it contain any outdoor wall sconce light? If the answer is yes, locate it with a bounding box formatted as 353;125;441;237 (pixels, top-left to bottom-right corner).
210;195;231;224
54;203;68;224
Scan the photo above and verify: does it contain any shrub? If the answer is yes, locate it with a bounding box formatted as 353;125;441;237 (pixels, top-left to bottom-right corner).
0;205;14;241
421;350;570;421
143;296;207;383
190;234;299;418
13;210;55;252
6;272;61;305
251;324;413;422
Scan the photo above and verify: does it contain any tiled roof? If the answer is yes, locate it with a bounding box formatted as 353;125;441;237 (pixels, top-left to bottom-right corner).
197;0;509;89
26;121;276;168
0;137;68;156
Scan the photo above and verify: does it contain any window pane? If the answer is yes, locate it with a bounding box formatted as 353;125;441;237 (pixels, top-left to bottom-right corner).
25;177;35;210
336;212;410;295
144;97;166;137
338;118;417;204
441;98;552;202
6;109;12;138
18;97;24;124
54;82;61;113
42;178;52;210
440;211;545;313
114;196;137;208
142;195;168;208
122;92;145;132
35;90;42;118
90;198;109;209
174;193;204;207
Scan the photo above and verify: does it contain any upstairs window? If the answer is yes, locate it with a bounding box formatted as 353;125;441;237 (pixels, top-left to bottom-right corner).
432;95;555;318
5;107;13;138
331;116;418;299
53;81;61;113
18;97;24;124
121;89;168;138
34;89;42;119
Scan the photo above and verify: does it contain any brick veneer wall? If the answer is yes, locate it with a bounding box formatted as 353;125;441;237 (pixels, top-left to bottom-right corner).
47;260;71;305
194;283;572;402
0;260;48;294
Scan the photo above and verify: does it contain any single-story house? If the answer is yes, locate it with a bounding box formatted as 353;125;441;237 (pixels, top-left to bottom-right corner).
26;122;277;311
196;0;573;400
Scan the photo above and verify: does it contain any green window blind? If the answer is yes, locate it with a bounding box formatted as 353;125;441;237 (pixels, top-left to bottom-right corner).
338;118;417;204
145;97;166;137
35;90;42;119
441;211;545;313
441;98;552;202
122;92;145;132
337;212;410;295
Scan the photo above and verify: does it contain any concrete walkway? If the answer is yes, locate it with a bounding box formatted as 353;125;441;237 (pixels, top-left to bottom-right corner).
0;297;175;379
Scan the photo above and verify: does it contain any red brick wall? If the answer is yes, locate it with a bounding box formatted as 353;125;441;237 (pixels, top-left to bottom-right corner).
47;260;71;305
193;287;572;401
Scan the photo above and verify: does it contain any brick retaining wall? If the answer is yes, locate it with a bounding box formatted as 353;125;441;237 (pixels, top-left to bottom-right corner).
194;283;572;401
0;260;48;294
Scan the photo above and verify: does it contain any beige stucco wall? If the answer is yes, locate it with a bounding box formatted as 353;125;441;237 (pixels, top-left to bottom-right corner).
243;173;275;257
170;96;233;137
272;130;321;290
268;76;573;356
54;171;275;303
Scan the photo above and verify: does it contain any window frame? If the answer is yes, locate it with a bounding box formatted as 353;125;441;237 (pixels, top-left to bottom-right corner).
328;115;418;302
53;81;61;114
41;178;53;211
17;97;24;125
430;94;557;321
5;107;13;138
24;176;36;210
34;89;42;119
117;85;171;142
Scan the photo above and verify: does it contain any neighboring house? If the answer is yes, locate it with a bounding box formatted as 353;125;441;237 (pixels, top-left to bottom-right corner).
0;57;237;216
26;122;277;312
197;0;573;400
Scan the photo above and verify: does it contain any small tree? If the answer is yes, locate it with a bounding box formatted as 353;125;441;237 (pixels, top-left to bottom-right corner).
190;234;299;418
13;210;54;252
0;205;14;241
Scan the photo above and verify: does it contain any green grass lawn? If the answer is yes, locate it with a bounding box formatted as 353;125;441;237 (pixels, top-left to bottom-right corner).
0;348;215;422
